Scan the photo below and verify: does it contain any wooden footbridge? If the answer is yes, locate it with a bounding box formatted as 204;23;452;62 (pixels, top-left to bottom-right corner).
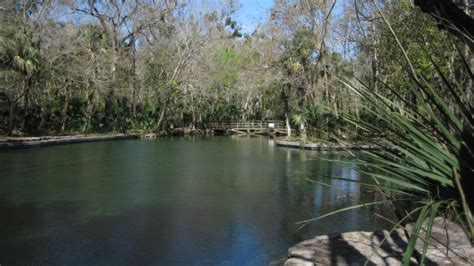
207;121;288;135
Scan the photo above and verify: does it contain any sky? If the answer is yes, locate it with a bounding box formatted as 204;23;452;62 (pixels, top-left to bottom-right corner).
233;0;346;35
234;0;274;34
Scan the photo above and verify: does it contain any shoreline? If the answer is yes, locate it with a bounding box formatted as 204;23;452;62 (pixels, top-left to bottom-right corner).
0;132;389;152
0;134;386;151
275;140;385;151
0;134;141;150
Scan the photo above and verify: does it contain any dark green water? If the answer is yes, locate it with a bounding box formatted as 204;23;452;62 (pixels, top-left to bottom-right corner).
0;137;388;265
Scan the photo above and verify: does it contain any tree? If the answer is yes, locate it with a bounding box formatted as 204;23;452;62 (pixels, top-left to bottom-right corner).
0;1;42;134
70;0;178;130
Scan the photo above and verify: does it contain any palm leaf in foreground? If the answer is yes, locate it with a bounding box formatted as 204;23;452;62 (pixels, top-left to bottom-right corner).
334;56;473;264
300;42;472;264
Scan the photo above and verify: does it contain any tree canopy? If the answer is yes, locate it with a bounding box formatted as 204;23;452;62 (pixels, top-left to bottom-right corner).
0;0;471;137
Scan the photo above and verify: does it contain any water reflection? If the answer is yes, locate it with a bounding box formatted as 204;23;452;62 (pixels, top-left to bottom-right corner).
0;137;389;265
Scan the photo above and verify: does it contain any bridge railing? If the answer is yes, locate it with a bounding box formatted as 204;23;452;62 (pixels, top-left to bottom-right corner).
207;120;286;130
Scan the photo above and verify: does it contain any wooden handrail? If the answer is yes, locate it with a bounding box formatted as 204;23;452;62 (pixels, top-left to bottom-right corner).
206;121;286;129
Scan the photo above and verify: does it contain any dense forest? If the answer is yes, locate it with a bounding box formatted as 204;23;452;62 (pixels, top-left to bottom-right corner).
1;0;470;138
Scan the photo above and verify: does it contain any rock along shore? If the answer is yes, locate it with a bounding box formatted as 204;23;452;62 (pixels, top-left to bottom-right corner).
0;134;141;150
275;140;386;151
273;218;473;266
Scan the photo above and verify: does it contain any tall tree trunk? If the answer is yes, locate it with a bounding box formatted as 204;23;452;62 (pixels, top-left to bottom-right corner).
322;62;330;132
60;86;69;132
299;120;306;136
285;112;291;138
297;85;306;135
283;87;291;138
155;101;167;131
371;22;379;93
242;93;251;121
7;101;15;135
83;89;95;133
465;43;473;104
22;78;31;133
7;90;26;135
104;27;119;131
130;37;138;119
103;91;115;131
83;53;100;133
131;83;137;118
191;91;196;130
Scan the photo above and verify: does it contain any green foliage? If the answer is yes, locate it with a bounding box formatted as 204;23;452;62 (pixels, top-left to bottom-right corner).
336;31;473;266
224;17;242;38
83;24;110;53
293;3;474;264
0;21;40;76
281;29;318;75
144;60;167;89
209;102;242;123
216;48;238;88
67;96;86;131
372;2;454;98
291;113;305;127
